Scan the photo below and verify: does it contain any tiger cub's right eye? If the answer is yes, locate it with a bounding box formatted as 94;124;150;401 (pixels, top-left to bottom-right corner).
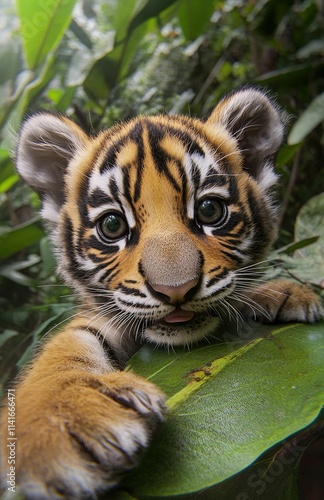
196;198;226;226
97;213;128;241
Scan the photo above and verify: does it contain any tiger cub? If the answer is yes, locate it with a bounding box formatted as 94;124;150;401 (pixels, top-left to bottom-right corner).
1;88;322;499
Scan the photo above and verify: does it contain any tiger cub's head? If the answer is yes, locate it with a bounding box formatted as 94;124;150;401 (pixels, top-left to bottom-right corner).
16;88;285;346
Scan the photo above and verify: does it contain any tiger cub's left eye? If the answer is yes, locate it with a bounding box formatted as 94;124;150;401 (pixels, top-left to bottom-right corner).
196;198;226;226
97;213;128;241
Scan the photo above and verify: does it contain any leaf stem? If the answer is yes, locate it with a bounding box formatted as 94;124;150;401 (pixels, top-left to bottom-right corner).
167;337;262;411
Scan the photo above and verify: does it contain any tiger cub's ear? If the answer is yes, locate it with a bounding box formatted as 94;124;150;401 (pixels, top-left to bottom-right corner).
16;113;89;211
207;87;286;189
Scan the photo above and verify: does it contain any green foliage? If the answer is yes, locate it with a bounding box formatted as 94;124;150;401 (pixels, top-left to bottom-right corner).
16;0;78;70
178;0;216;40
278;193;324;287
0;218;44;259
0;0;323;498
288;92;324;145
126;321;324;497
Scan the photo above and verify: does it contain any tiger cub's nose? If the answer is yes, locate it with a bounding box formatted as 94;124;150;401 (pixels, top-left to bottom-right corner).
148;277;200;305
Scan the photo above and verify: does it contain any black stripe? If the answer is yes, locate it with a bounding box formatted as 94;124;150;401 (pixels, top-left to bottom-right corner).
209;265;222;273
87;254;119;270
117;284;147;298
87;235;119;254
221;242;244;253
146;122;181;193
123;166;132;204
188;218;203;236
165;124;205;157
98;262;120;283
87;252;107;263
175;158;188;210
129;122;145;203
206;268;229;288
228;172;239;204
118;298;155;309
223;235;242;244
100;136;127;174
275;290;292;322
62;215;87;281
86;327;121;368
221;249;244;265
201;172;228;190
76;224;92;264
128;228;140;246
107;269;121;282
138;260;145;278
190;158;201;192
88;188;114;208
109;177;120;200
198;250;205;269
212;212;243;236
208;280;233;298
246;186;272;259
78;175;91;227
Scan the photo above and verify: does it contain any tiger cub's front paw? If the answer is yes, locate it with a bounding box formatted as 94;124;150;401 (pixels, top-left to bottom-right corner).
8;371;166;499
242;280;323;324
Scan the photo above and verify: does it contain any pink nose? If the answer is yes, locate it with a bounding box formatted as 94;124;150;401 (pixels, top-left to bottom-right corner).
149;277;199;305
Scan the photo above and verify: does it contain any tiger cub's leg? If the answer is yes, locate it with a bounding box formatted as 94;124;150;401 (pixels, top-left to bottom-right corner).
242;280;323;323
0;321;166;499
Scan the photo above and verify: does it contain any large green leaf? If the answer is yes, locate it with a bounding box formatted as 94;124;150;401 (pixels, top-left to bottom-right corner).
113;0;142;44
127;0;179;36
295;193;324;243
289;193;324;285
18;54;57;116
178;0;215;40
0;153;18;193
256;62;324;88
15;0;78;69
268;193;324;287
163;420;322;500
288;92;324;145
126;321;324;496
276;143;301;168
0;218;44;259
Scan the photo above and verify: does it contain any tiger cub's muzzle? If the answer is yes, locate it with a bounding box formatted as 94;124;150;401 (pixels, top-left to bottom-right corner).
141;233;202;306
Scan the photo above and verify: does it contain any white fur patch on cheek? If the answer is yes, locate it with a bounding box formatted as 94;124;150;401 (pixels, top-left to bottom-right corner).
41;196;60;223
257;162;278;191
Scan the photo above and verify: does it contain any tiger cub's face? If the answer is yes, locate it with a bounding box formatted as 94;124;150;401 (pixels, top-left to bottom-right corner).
17;88;285;346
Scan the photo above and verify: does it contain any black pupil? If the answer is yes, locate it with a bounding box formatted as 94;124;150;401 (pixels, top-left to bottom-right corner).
198;199;222;223
101;214;125;238
106;215;120;232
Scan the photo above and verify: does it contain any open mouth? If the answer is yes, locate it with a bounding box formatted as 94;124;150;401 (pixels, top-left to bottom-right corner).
143;309;220;346
163;307;195;324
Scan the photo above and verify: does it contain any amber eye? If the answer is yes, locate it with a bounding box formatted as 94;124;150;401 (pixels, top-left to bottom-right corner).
196;198;226;226
97;213;128;241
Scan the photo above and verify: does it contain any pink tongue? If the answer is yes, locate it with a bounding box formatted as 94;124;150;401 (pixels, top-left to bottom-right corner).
164;309;195;324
